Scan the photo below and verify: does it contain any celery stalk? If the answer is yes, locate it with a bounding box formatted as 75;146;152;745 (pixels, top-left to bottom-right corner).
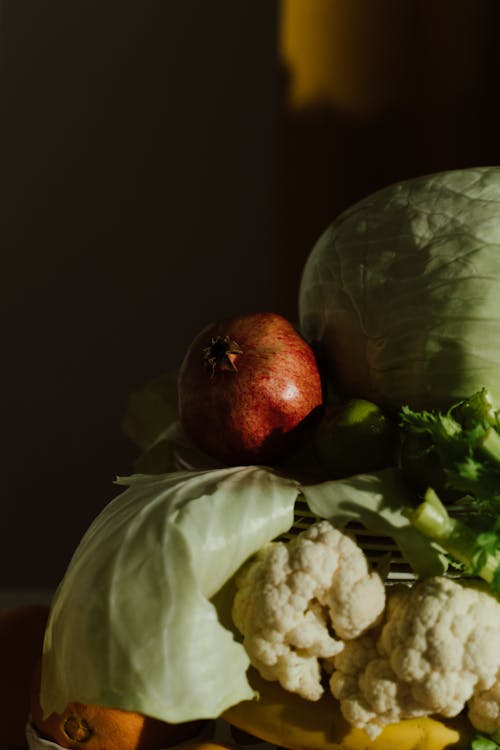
409;488;500;588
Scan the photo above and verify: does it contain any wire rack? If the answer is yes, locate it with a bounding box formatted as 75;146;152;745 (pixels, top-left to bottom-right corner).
278;496;417;583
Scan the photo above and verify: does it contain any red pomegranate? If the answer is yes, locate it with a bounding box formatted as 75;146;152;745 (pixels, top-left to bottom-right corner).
177;312;323;465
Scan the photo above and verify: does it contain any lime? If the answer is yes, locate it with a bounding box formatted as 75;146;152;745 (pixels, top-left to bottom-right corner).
314;398;396;479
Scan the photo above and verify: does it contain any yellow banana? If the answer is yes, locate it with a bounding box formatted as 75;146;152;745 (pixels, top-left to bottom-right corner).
222;669;473;750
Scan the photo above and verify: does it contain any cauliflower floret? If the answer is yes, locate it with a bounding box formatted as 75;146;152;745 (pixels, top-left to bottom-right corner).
468;679;500;737
232;520;385;701
330;577;500;739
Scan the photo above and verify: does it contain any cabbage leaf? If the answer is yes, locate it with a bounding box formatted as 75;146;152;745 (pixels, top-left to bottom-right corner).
40;467;298;722
122;371;179;452
40;466;445;723
301;468;447;578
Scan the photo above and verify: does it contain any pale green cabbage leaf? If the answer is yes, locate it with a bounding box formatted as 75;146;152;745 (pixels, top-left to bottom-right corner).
40;466;298;722
122;371;178;452
299;166;500;412
301;468;447;578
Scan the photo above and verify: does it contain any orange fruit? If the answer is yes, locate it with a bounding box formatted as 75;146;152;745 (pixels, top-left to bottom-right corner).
30;658;206;750
0;603;50;749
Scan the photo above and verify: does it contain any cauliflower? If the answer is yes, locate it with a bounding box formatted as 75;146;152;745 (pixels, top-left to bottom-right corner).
468;681;500;739
330;576;500;739
231;520;385;701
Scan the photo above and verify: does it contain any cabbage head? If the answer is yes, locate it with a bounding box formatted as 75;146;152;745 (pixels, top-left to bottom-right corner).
299;167;500;411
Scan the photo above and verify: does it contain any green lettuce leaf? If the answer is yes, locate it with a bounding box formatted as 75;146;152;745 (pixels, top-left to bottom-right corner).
40;466;299;722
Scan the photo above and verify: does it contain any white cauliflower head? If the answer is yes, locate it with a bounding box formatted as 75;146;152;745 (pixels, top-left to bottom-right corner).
232;520;385;701
330;576;500;739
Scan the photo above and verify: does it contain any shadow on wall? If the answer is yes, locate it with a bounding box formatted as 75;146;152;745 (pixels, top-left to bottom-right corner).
0;0;279;587
274;0;500;318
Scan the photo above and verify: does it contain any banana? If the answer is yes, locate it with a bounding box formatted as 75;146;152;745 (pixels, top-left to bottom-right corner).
222;669;473;750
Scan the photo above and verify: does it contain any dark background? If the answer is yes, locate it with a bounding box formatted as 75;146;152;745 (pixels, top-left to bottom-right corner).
2;0;500;589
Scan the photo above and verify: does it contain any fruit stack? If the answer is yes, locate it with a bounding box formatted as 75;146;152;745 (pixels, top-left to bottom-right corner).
8;167;500;750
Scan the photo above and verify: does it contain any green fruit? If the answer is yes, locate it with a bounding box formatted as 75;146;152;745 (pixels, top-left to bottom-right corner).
314;398;396;478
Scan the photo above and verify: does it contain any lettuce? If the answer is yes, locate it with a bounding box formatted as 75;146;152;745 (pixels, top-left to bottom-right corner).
299;167;500;412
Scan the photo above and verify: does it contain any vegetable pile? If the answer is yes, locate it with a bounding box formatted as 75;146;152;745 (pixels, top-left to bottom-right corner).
39;167;500;750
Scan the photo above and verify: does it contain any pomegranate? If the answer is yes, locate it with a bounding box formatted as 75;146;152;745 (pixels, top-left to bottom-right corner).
177;312;323;465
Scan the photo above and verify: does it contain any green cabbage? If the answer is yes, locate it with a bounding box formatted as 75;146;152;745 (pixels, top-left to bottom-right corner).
40;467;298;722
40;466;444;724
299;167;500;412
